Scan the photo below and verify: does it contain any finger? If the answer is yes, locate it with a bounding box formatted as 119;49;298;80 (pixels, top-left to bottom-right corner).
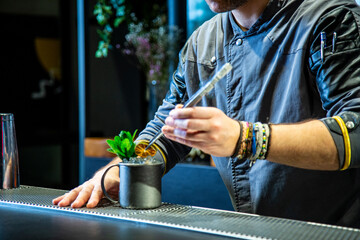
163;126;210;142
174;119;212;131
165;116;175;126
86;184;103;208
169;107;215;119
56;187;82;207
165;116;211;132
165;133;203;149
52;194;66;205
163;124;197;139
71;184;95;208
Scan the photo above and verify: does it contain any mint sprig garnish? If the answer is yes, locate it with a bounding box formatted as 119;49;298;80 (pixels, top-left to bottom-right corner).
106;130;138;159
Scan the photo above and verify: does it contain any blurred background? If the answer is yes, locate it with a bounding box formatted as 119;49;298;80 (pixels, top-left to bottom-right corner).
0;0;215;189
2;0;359;191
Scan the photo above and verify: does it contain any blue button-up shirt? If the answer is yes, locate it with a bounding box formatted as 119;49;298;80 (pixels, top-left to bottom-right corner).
138;0;360;227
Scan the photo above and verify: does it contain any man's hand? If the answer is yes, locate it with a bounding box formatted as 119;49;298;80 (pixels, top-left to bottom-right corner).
52;160;120;208
162;105;240;157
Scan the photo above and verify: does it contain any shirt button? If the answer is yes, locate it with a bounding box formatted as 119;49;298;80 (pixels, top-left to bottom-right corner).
346;121;355;129
210;56;216;64
236;38;243;46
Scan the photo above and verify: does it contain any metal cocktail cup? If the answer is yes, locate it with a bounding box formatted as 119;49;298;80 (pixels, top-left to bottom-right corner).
1;113;20;189
101;162;162;209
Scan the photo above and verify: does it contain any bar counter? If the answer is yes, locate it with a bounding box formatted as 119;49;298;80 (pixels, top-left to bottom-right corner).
0;186;359;240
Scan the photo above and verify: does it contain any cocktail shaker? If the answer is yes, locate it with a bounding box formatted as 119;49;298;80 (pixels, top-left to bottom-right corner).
1;113;20;189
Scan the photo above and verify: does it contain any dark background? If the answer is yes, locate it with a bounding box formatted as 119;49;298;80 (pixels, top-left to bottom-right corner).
0;0;79;189
0;0;187;189
0;0;216;190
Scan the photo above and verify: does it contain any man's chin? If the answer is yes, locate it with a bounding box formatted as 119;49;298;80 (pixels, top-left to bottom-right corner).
205;0;248;13
207;3;224;13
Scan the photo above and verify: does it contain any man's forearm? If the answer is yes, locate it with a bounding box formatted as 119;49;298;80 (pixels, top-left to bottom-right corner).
267;120;339;170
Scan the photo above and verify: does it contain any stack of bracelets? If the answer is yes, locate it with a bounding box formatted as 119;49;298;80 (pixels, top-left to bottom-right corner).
231;121;271;166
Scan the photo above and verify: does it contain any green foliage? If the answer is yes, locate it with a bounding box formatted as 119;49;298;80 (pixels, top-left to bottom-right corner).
106;130;138;159
94;0;128;58
93;0;168;58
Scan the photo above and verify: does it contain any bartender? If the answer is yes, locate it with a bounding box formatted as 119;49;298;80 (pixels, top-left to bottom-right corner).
54;0;360;228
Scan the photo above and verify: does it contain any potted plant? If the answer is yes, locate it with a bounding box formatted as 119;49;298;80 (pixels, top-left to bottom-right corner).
106;130;156;161
103;129;162;209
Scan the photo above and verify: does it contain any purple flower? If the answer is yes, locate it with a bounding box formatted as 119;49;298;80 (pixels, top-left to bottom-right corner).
122;49;133;55
120;16;182;83
136;37;150;51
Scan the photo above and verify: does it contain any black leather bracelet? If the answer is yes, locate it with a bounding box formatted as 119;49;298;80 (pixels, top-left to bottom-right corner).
231;121;243;159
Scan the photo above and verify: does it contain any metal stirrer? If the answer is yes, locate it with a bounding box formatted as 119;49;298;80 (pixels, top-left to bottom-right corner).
145;63;233;151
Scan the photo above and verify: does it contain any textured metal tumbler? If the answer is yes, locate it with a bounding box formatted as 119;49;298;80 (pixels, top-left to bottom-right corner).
101;162;162;209
0;113;20;189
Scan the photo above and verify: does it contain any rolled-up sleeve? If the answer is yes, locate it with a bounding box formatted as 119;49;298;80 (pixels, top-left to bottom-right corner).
310;6;360;169
309;6;360;116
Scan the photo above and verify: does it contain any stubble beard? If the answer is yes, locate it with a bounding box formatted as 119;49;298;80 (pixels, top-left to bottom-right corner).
205;0;250;13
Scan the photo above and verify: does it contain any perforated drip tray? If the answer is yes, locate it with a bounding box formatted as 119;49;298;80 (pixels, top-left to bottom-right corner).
1;186;360;240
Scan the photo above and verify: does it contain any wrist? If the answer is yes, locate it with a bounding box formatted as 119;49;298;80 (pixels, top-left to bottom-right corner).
231;121;271;165
95;159;120;179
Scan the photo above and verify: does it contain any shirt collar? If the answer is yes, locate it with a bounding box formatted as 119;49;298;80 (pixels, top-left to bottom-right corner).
228;0;286;37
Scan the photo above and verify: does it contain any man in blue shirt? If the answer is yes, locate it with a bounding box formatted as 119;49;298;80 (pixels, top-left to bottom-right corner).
54;0;360;227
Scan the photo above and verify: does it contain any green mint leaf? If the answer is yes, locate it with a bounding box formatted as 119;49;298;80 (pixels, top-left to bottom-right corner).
114;135;121;144
128;142;135;157
106;139;116;150
120;138;131;153
132;129;138;140
107;148;116;154
119;131;127;140
107;130;139;159
124;131;132;140
117;151;126;158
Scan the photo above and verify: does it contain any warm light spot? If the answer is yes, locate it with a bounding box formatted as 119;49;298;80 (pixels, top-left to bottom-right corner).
135;143;157;158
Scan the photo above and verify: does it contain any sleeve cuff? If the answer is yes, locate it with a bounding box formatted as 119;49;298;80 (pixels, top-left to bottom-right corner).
321;111;360;170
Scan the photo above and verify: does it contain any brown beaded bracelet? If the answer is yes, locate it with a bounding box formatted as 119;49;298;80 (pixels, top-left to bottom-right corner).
231;121;271;164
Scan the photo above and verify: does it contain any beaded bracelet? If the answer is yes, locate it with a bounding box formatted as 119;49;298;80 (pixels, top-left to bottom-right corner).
232;121;271;165
246;122;253;158
258;123;270;160
249;122;263;163
238;121;250;160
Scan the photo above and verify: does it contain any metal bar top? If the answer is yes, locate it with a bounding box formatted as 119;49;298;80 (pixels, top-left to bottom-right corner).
0;186;360;240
